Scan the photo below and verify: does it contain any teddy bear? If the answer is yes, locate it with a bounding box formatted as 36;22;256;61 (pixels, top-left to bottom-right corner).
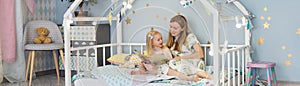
33;27;52;44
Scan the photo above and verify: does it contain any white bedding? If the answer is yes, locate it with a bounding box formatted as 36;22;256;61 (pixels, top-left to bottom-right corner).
74;65;213;86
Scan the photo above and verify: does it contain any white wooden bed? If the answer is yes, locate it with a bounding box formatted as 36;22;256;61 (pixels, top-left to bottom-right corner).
63;0;253;86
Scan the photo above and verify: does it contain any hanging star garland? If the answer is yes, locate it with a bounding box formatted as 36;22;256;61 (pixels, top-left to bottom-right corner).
263;22;270;29
125;17;131;24
260;16;265;20
108;12;113;25
263;6;268;12
267;16;271;21
285;60;291;67
281;45;286;50
257;37;264;45
288;53;293;58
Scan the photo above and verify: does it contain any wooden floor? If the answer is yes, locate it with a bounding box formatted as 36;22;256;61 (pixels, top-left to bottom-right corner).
0;74;66;86
1;73;300;86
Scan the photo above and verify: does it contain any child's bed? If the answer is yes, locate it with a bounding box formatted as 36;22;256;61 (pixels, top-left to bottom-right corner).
63;0;253;86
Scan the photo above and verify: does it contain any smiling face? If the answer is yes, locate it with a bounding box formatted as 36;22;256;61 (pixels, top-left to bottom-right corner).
152;34;163;48
169;22;184;40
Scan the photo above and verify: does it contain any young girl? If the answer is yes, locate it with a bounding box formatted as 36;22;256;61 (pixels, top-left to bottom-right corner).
131;28;172;75
166;15;211;81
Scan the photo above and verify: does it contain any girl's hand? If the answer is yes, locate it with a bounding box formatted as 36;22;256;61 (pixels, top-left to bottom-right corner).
172;56;181;60
143;63;153;71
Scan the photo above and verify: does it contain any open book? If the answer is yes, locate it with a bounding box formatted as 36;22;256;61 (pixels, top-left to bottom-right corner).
133;50;169;66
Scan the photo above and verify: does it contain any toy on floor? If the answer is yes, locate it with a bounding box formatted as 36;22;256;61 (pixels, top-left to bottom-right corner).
34;27;52;44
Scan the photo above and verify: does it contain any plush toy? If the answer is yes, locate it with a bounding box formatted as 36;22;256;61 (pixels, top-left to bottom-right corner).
33;27;52;44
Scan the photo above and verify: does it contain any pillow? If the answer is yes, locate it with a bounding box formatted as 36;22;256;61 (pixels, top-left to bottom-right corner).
119;54;142;69
107;53;130;65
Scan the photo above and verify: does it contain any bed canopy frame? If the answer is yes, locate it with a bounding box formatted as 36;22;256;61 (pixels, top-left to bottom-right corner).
63;0;253;86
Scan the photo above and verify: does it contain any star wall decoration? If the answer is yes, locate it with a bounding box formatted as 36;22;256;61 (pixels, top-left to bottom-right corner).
288;53;293;58
257;37;264;45
164;17;167;21
281;45;286;50
267;16;271;21
263;6;268;12
263;22;270;29
125;17;131;24
285;60;291;67
260;16;265;20
156;14;159;19
296;28;300;35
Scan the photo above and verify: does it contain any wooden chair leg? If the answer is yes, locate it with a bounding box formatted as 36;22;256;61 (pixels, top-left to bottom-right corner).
29;50;35;86
53;50;60;81
59;49;65;66
25;51;32;81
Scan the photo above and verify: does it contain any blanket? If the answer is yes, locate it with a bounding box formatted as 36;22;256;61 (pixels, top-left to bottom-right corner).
74;65;214;86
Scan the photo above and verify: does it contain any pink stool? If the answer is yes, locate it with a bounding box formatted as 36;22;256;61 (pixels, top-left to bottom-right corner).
246;62;277;86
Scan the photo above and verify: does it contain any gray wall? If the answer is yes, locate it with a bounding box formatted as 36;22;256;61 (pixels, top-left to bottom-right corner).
55;0;300;82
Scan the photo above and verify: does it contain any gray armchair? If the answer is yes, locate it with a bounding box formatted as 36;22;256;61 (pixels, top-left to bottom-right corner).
23;20;65;86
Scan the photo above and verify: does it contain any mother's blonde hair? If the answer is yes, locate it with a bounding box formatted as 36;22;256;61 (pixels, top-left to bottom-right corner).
166;15;190;52
146;28;163;55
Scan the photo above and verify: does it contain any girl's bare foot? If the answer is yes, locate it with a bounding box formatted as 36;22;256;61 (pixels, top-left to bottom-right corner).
194;75;200;82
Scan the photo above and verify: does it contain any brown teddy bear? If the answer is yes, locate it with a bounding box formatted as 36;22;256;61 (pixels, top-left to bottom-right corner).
33;27;52;44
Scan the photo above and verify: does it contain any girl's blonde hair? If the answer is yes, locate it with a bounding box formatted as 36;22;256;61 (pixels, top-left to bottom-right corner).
146;28;163;55
166;15;190;52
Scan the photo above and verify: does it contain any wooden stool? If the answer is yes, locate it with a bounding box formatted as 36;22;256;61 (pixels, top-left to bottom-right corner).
246;61;277;86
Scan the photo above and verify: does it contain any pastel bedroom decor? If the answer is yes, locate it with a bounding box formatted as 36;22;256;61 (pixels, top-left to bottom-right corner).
63;0;254;85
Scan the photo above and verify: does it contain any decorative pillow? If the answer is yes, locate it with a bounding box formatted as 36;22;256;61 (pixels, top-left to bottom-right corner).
119;54;142;69
107;53;130;65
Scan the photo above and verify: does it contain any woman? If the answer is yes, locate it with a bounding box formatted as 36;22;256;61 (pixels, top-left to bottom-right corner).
166;15;211;81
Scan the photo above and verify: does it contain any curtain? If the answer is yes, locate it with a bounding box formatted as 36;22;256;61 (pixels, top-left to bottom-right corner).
0;0;16;64
1;0;32;83
0;41;2;83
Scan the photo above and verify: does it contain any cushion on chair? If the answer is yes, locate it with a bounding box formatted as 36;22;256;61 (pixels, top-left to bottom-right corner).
25;43;63;50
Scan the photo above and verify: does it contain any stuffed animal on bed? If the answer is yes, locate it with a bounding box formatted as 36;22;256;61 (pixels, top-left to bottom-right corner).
33;27;52;44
